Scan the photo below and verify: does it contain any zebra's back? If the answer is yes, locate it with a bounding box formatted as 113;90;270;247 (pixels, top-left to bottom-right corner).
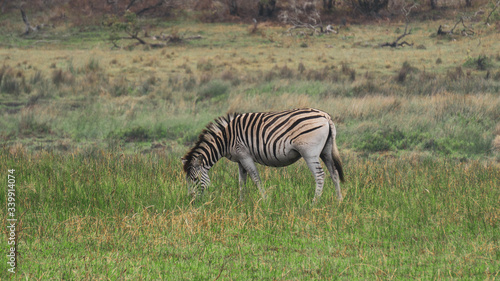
227;108;332;167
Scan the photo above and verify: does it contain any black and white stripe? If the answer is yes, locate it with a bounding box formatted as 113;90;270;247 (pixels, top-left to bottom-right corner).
182;108;345;202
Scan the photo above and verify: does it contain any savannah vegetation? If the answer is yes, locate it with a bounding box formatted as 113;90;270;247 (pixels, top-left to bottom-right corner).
0;0;499;279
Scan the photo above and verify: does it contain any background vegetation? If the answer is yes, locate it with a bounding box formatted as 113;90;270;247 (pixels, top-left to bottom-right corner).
0;0;499;279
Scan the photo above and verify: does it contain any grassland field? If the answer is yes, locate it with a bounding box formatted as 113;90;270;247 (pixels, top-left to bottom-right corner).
0;9;500;279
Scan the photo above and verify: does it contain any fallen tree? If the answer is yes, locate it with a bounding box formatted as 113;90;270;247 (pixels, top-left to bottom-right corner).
106;11;201;48
19;7;44;35
380;4;417;48
380;22;413;47
437;16;475;36
279;1;338;36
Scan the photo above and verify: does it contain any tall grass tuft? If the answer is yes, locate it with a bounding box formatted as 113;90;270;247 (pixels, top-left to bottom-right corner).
0;66;23;95
51;69;74;86
85;57;101;72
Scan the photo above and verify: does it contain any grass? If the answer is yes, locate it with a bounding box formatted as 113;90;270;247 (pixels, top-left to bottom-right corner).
1;12;500;279
1;54;499;157
0;148;499;279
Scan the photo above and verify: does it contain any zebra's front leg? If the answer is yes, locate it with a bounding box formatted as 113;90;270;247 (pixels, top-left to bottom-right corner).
238;163;248;201
239;158;267;200
304;157;326;204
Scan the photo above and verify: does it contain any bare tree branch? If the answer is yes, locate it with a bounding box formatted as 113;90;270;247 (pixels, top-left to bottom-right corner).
19;7;44;35
437;16;475;36
381;4;417;48
136;0;165;16
279;1;337;36
126;0;139;11
485;0;500;25
20;8;32;35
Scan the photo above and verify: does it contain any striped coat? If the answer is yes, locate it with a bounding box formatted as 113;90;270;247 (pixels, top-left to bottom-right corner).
182;108;344;203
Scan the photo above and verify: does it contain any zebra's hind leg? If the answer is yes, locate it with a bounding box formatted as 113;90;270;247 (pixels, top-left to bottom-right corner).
321;154;343;201
239;158;267;200
238;163;248;201
304;156;326;204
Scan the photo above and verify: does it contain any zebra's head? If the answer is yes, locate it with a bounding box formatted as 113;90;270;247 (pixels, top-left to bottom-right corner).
181;156;210;198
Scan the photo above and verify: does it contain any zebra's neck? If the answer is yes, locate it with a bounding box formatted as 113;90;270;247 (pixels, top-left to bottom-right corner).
183;114;236;172
192;134;226;169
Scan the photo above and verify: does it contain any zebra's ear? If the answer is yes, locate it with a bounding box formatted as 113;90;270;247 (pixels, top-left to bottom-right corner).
181;157;187;165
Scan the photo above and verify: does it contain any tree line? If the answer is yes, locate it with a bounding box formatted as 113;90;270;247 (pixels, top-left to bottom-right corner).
2;0;489;21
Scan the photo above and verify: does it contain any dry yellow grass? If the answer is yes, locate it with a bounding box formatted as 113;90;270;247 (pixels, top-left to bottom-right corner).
1;20;498;87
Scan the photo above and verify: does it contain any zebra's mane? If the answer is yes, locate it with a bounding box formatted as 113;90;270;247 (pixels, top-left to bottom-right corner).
182;113;238;173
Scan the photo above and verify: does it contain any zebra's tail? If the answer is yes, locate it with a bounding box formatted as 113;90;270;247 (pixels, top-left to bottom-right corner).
329;119;345;182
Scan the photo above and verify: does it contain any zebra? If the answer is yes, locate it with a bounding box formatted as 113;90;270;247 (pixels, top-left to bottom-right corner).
181;108;345;203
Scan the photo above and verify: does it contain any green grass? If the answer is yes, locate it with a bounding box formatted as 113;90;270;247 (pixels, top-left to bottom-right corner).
1;58;499;157
1;149;499;279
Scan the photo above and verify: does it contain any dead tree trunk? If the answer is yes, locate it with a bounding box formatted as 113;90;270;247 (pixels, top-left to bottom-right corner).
227;0;238;15
430;0;437;9
323;0;334;10
258;0;276;17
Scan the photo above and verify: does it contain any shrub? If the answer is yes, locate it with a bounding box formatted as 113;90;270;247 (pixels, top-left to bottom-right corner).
305;69;326;81
199;73;212;85
0;68;22;96
297;62;306;74
354;127;428;152
279;65;294;79
353;0;389;14
447;66;464;81
464;55;493;70
18;108;52;136
197;80;230;100
264;70;278;82
196;59;214;71
396;61;418;83
354;128;402;152
86;58;101;72
119;126;150;142
341;62;356;81
52;69;74;86
30;71;44;85
109;76;129;97
221;68;241;86
183;76;197;91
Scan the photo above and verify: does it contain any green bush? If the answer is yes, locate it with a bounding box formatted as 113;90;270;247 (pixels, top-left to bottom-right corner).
463;55;493;70
120;126;151;142
353;128;428;152
197;79;230;100
354;128;403;152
